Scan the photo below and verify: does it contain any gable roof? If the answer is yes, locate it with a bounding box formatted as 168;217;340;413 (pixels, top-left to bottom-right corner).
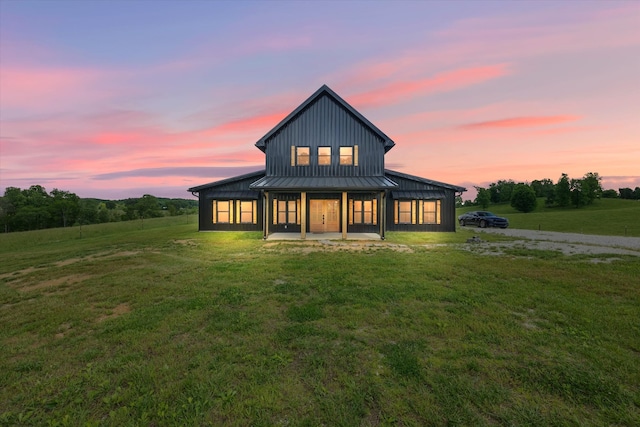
385;169;467;193
255;84;395;153
187;169;265;193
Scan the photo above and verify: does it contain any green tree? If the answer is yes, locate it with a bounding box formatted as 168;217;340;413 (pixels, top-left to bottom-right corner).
135;194;162;218
21;185;52;229
601;189;617;198
0;187;26;232
570;178;588;208
556;173;571;207
581;172;602;205
77;199;99;225
510;183;537;213
474;186;491;209
488;180;516;204
50;189;80;227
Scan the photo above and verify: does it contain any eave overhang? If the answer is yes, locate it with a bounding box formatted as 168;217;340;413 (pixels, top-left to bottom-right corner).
187;169;265;193
385;169;467;193
249;175;398;191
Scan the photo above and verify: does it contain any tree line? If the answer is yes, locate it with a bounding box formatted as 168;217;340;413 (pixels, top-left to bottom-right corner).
0;185;198;233
461;172;639;213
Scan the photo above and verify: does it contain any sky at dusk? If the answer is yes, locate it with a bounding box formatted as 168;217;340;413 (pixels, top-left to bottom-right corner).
1;0;639;201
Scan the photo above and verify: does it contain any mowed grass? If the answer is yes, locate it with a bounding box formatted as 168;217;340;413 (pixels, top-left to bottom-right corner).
458;198;640;237
1;218;639;426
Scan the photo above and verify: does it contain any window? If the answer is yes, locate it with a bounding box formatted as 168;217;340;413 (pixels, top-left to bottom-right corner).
212;200;232;224
213;200;256;224
239;200;257;224
349;198;377;225
394;199;441;225
340;146;353;165
292;146;309;166
318;147;331;165
398;201;413;224
274;198;300;224
422;200;441;224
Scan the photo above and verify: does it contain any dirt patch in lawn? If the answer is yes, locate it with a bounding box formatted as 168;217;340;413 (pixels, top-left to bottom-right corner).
173;239;198;246
96;303;131;323
262;240;414;253
54;250;144;267
22;274;95;292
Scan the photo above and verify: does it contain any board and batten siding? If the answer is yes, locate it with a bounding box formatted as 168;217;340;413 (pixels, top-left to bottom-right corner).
195;172;264;232
264;94;386;178
385;173;459;232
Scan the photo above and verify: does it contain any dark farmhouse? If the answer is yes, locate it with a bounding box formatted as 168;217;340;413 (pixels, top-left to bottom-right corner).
188;85;465;239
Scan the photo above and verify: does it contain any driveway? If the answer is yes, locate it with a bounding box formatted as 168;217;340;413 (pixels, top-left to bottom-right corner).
473;228;640;257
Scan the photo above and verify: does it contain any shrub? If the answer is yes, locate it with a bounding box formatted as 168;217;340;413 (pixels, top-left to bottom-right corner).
511;184;537;213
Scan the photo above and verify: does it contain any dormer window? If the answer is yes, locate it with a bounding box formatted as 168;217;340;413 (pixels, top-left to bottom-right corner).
318;147;331;165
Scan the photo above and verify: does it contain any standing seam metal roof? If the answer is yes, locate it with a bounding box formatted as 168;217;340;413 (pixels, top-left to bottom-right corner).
249;175;397;190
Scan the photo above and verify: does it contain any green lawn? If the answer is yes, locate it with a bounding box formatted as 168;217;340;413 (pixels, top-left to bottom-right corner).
457;198;640;237
1;217;639;426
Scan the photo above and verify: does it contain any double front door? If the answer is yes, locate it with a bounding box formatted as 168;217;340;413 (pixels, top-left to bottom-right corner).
309;199;339;233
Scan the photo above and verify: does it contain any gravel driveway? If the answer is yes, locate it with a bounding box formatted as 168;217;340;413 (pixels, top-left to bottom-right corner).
471;228;640;257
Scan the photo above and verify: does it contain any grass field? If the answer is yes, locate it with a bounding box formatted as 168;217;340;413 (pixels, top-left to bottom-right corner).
458;198;640;237
1;215;639;426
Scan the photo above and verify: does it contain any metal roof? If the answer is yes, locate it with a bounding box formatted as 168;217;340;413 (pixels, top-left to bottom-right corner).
205;191;259;200
249;175;398;191
187;170;265;192
391;190;446;199
255;85;395;153
385;169;467;193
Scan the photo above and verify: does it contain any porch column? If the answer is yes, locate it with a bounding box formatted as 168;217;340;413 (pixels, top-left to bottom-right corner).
263;191;269;239
342;191;347;239
380;191;386;240
300;192;306;240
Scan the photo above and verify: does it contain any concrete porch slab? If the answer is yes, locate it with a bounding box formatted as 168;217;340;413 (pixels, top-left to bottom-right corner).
267;232;381;241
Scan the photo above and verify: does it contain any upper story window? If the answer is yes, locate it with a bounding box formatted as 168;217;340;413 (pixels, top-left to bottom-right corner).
340;147;353;165
291;146;309;166
318;147;331;165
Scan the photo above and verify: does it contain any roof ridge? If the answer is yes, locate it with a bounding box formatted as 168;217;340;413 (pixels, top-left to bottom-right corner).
255;85;395;152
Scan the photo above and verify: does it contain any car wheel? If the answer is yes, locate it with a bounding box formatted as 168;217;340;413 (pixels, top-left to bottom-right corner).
459;219;465;226
479;220;486;228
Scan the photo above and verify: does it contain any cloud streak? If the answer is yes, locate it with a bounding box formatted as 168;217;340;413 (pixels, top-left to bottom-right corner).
92;166;263;181
346;64;511;109
460;115;581;130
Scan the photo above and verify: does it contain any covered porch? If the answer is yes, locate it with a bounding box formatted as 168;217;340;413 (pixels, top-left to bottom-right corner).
250;175;397;241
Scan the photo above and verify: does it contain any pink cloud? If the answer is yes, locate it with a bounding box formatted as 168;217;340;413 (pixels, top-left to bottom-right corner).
346;64;510;109
211;111;289;135
460;115;581;130
0;66;109;112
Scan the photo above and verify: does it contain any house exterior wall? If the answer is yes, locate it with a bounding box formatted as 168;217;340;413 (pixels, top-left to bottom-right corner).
264;94;386;177
385;173;459;232
195;173;264;232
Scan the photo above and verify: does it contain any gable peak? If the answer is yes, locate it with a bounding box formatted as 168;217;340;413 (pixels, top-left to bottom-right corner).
255;85;395;153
